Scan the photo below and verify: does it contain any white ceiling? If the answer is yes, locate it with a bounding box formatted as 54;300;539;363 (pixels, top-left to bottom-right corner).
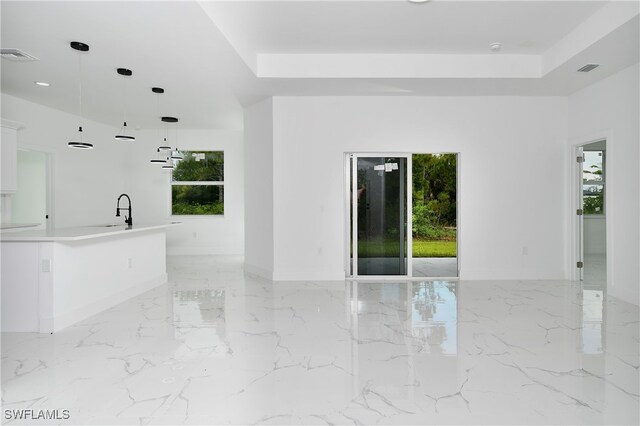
204;1;607;55
1;1;638;131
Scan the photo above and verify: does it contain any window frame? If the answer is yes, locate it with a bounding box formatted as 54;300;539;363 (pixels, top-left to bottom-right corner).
169;150;225;217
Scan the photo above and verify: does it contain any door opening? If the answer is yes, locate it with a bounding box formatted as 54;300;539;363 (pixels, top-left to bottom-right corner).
577;140;607;288
346;152;459;279
11;149;51;230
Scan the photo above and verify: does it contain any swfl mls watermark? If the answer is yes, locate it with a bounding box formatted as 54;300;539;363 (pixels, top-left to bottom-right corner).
4;409;70;421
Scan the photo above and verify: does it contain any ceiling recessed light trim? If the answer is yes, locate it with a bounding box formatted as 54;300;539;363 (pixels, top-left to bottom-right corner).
161;116;178;123
34;81;50;87
152;87;165;94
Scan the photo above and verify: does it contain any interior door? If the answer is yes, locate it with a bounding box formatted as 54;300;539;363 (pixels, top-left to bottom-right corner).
351;155;409;276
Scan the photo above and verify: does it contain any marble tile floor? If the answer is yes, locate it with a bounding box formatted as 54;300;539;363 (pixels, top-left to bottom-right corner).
1;256;638;425
412;258;458;278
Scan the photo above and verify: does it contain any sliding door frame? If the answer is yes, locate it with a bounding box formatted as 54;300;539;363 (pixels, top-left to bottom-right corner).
345;152;412;279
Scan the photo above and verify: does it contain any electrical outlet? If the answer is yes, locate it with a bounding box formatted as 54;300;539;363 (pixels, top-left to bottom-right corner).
128;258;133;268
41;259;51;272
522;246;528;255
192;232;197;239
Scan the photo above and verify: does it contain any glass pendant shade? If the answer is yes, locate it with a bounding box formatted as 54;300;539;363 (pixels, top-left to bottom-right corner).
68;126;93;149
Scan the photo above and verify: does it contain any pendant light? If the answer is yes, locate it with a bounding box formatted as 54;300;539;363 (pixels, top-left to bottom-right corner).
162;116;183;160
68;41;93;149
115;68;135;141
150;87;169;164
153;87;172;151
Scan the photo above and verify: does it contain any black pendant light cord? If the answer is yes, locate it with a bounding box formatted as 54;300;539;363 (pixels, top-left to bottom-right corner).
122;76;127;126
78;52;83;132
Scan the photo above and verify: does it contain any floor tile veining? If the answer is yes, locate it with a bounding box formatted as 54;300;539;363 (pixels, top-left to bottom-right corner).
2;256;638;425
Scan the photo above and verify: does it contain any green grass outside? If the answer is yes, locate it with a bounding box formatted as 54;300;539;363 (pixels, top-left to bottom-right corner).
172;202;224;215
358;239;456;258
413;239;456;257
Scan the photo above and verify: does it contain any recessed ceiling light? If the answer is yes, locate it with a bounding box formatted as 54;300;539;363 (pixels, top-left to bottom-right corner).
490;42;502;53
34;81;50;87
408;0;431;3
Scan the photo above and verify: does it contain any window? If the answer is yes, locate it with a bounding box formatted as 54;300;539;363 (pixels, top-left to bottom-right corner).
582;150;604;215
171;151;224;215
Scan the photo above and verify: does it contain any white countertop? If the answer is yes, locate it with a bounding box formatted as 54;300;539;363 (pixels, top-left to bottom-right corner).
0;222;181;242
0;223;41;230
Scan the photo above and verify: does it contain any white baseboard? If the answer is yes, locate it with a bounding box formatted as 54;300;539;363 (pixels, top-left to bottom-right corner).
39;273;167;333
167;246;243;256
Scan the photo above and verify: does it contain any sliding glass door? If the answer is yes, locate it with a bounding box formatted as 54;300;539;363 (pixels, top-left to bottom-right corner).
349;154;410;276
346;152;459;279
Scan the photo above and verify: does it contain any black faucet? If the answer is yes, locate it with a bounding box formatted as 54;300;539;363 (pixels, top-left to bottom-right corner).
116;193;132;226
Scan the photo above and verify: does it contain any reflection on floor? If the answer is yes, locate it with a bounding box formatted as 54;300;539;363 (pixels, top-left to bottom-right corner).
412;257;457;277
1;256;638;425
584;253;606;286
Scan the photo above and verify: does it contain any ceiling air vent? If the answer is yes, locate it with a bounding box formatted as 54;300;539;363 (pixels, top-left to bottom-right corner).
0;48;39;61
577;63;599;73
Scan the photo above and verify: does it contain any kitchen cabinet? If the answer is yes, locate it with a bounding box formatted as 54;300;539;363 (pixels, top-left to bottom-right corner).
1;222;179;332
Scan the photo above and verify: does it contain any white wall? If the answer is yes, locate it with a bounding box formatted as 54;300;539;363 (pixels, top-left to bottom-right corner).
243;98;274;278
2;93;244;255
127;128;244;255
1;94;127;228
569;63;640;305
269;96;568;281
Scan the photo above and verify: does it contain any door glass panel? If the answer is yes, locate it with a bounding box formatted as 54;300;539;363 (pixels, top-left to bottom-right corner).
356;157;407;275
411;153;458;277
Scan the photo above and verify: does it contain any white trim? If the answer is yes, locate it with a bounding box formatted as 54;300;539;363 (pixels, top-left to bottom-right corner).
347;276;460;282
407;155;413;277
343;153;351;277
0;118;25;130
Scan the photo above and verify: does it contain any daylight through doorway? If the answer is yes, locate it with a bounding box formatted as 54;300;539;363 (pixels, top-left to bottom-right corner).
411;153;458;278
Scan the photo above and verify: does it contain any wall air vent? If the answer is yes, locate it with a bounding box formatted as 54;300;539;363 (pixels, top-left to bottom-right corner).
1;48;39;61
577;63;599;73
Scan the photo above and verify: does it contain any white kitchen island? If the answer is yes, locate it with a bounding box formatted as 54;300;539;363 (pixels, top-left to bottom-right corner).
1;223;179;333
